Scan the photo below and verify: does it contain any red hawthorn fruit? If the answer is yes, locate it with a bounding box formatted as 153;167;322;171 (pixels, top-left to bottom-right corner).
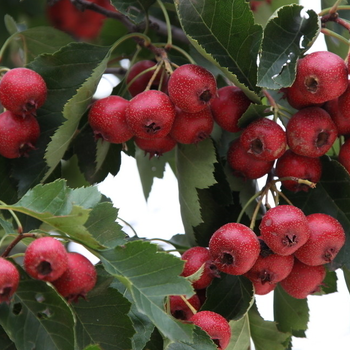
0;67;47;117
126;90;176;139
209;222;260;275
167;64;217;113
181;246;219;290
286;107;338;158
46;0;115;40
0;258;20;303
244;250;294;285
339;138;350;173
324;81;350;136
275;149;322;192
170;107;214;144
279;259;326;299
52;252;97;302
252;280;277;295
189;311;231;350
134;134;177;158
168;294;201;321
227;138;274;180
259;205;310;256
283;51;348;109
240;118;287;161
0;111;40;159
294;213;346;266
24;237;68;282
88;95;133;144
210;86;252;133
126;60;168;97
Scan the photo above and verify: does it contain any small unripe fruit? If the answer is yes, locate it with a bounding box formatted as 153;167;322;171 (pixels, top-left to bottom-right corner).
24;236;68;282
189;311;231;350
0;67;47;117
52;252;97;302
0;111;40;159
167;64;217;113
209;223;260;275
0;258;20;303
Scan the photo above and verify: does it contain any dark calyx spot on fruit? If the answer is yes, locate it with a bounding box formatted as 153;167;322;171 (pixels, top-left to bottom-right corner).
19;142;36;157
199;89;212;103
258;270;272;284
251;138;263;155
172;309;188;320
145;122;161;134
37;261;52;276
197;131;209;142
259;238;274;257
304;76;318;93
220;252;234;266
213;338;221;349
323;248;335;262
24;100;37;113
282;234;298;247
1;286;12;299
316;131;329;148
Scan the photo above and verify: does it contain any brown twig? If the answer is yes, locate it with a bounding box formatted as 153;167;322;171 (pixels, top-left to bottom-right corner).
1;233;37;258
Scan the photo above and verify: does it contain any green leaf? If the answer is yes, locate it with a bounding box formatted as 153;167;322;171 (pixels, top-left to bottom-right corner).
14;26;73;64
176;139;218;246
135;146;175;200
98;240;195;343
83;345;102;350
257;4;320;89
0;267;75;350
73;282;134;350
42;43;112;181
227;314;251;350
3;180;120;249
273;284;309;336
174;0;262;100
280;157;350;269
85;202;126;248
201;274;254;321
110;0;156;24
250;302;291;350
0;325;16;350
165;327;217;350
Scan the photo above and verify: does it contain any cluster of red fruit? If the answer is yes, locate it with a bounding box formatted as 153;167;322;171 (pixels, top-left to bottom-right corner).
0;67;47;159
88;61;222;157
168;204;346;347
225;50;350;191
46;0;115;41
0;236;97;304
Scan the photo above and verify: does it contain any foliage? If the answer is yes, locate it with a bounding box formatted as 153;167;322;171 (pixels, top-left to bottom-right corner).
0;0;349;349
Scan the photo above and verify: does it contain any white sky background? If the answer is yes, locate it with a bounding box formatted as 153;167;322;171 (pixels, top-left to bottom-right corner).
96;0;350;348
